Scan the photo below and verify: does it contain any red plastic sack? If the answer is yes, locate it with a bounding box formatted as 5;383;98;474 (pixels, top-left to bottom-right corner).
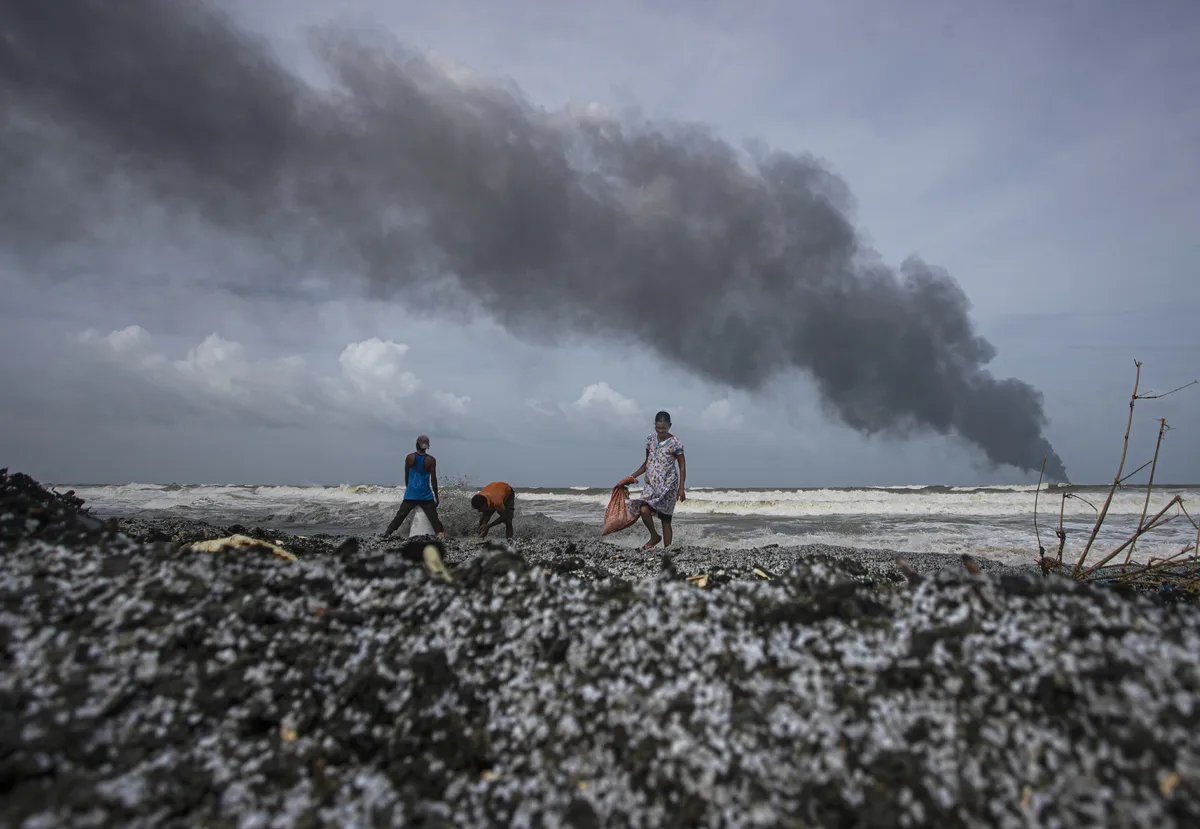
601;486;639;537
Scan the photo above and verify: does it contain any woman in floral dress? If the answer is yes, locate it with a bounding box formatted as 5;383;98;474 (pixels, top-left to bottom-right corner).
618;410;686;550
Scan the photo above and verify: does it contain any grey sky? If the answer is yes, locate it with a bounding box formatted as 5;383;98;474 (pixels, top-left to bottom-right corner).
1;0;1197;488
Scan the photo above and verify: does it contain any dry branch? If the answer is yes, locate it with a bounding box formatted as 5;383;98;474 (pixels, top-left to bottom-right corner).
1177;501;1200;531
1124;418;1169;566
1106;551;1199;583
1081;495;1183;578
1068;493;1099;513
1137;379;1198;400
1076;360;1141;572
1119;458;1154;486
1055;493;1068;566
1148;544;1197;568
1033;456;1046;558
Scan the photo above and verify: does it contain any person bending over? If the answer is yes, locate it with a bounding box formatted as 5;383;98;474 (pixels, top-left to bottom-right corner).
382;434;445;538
618;410;686;550
471;481;516;540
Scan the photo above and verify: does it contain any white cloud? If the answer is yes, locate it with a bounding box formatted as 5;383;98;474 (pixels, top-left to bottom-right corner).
524;398;557;416
563;381;640;419
432;390;471;415
74;326;468;430
699;398;745;431
337;338;418;396
78;324;154;356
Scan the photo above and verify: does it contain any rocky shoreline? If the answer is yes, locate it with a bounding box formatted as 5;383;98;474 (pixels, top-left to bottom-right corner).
3;468;1198;827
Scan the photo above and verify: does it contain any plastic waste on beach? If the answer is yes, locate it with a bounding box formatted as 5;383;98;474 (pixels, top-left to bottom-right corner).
601;486;639;537
184;534;297;562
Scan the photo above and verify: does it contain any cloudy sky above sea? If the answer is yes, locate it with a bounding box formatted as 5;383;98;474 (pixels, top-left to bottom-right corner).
1;0;1197;489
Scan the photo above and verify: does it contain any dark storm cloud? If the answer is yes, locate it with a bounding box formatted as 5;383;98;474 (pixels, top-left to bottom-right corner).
0;0;1068;479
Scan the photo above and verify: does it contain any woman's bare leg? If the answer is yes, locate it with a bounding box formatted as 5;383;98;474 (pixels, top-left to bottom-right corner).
662;520;673;547
639;504;661;549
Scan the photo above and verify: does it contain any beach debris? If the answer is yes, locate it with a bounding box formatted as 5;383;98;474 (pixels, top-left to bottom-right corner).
333;537;359;556
686;573;710;589
9;469;1200;827
395;538;455;582
961;554;983;576
1036;362;1200;594
895;557;922;585
421;542;454;583
184;534;297;562
753;567;774;580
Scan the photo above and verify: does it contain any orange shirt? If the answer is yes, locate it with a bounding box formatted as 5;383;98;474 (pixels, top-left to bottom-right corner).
478;481;513;511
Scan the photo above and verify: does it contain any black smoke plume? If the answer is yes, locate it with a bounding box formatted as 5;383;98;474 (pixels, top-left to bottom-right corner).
0;0;1068;480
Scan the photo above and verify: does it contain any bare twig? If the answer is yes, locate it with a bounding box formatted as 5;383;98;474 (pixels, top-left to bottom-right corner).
1067;493;1098;512
1056;493;1068;566
1177;501;1200;531
1148;544;1197;568
1151;513;1182;529
1125;418;1169;566
1033;456;1046;558
1081;495;1183;577
1118;458;1154;486
1136;379;1198;400
1077;360;1141;572
1107;548;1198;582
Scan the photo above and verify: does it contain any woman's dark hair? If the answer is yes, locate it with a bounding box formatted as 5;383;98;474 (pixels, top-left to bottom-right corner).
654;410;671;425
471;493;487;511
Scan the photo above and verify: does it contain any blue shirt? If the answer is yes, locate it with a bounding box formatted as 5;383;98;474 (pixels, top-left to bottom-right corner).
404;453;435;501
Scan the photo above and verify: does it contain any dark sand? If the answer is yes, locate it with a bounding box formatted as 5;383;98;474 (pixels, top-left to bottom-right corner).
3;469;1198;828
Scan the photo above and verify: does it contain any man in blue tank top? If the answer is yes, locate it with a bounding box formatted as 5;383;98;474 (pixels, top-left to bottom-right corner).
382;434;446;538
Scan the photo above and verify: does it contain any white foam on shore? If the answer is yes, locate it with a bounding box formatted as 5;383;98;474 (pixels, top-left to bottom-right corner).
56;481;1200;567
60;481;1200;520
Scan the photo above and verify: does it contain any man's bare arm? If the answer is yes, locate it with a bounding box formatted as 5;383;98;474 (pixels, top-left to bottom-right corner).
430;457;439;502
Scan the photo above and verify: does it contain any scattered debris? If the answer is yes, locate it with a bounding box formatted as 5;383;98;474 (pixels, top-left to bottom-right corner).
185;533;298;562
4;470;1199;828
421;542;454;583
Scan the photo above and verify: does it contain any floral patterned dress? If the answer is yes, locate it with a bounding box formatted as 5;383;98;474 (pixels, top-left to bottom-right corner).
628;433;685;518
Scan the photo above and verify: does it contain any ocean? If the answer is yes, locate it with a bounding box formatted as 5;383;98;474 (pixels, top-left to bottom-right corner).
56;481;1200;569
